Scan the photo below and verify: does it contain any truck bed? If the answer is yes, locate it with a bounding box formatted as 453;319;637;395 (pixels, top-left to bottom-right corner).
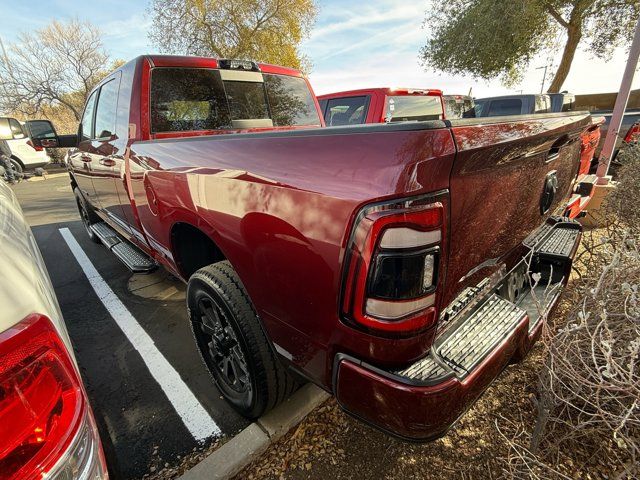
126;112;589;387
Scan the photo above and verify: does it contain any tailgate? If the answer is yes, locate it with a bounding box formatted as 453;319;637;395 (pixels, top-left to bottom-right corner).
442;112;590;307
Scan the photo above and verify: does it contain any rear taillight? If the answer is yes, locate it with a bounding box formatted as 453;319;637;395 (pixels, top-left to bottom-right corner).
624;123;640;143
26;140;44;152
341;195;446;336
0;314;107;480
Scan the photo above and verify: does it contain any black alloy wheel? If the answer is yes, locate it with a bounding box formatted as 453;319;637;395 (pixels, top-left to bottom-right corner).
194;294;252;400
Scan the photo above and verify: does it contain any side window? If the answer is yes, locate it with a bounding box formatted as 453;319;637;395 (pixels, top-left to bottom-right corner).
81;91;98;141
8;119;25;139
488;99;522;116
325;96;368;126
94;79;119;139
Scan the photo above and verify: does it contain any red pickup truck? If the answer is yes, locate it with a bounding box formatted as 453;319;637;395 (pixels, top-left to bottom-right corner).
318;87;444;125
33;55;588;441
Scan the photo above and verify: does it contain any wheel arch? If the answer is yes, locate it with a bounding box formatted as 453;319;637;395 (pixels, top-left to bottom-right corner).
10;155;24;169
170;221;228;280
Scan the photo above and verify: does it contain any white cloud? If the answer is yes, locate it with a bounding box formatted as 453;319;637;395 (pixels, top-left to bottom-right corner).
305;0;640;98
309;4;421;41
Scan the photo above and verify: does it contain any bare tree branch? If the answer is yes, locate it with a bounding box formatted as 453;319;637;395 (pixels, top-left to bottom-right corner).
0;18;110;121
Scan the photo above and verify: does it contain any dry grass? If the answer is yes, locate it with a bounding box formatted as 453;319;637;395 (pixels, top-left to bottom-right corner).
498;148;640;480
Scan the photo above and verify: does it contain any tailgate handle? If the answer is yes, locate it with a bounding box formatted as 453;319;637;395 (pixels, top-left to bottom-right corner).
547;147;561;162
546;135;575;163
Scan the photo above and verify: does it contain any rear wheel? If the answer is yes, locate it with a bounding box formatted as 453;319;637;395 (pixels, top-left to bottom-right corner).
187;261;296;418
73;187;100;243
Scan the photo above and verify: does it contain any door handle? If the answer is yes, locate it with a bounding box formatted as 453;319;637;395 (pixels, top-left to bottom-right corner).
100;158;116;167
80;154;92;163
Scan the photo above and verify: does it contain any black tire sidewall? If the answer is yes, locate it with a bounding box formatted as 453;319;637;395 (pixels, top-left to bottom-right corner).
187;275;262;417
10;159;23;174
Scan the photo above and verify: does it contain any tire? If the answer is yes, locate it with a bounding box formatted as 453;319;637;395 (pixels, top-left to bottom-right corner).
187;261;296;419
73;187;101;243
10;158;23;175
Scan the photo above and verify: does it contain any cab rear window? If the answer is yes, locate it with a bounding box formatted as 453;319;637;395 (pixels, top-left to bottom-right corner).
385;96;443;122
150;68;320;133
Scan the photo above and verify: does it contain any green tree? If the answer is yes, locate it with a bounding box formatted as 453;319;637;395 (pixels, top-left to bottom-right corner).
148;0;317;71
420;0;640;92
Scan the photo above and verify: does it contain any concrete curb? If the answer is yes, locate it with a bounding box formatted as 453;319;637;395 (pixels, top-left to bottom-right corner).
178;384;329;480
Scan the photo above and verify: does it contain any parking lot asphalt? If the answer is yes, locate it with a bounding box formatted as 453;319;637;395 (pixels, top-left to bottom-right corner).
13;176;250;479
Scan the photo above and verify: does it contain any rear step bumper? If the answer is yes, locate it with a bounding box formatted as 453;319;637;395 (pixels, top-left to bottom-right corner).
565;174;598;219
90;222;157;273
334;218;581;441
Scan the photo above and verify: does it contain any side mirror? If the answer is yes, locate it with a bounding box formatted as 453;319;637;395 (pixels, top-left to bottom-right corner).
25;120;78;148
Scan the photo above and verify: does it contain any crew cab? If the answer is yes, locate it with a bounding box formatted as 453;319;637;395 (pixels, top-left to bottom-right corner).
317;88;444;125
0;119;107;479
32;55;589;441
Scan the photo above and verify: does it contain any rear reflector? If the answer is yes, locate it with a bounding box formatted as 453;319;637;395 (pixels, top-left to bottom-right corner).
0;314;107;480
379;228;441;249
366;294;435;320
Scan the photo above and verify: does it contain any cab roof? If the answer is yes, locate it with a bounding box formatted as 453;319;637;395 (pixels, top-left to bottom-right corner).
142;55;303;77
317;87;443;100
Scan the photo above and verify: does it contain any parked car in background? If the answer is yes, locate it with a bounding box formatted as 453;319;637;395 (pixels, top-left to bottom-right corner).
592;109;640;161
473;94;551;117
443;94;475;119
34;55;588;442
0;117;51;173
0;118;108;479
317;87;444;125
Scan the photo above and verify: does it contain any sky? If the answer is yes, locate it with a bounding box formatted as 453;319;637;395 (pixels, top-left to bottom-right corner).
0;0;637;98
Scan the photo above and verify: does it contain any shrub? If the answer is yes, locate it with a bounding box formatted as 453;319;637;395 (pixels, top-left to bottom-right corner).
500;146;640;479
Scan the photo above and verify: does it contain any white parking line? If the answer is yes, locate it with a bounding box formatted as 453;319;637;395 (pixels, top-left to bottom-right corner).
59;227;221;442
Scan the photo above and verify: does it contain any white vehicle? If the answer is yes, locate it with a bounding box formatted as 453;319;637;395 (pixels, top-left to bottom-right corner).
3;117;51;172
0;118;107;479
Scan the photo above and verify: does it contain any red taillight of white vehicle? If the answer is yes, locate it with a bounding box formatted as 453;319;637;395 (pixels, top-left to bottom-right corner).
0;314;108;480
26;140;44;152
341;195;445;336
